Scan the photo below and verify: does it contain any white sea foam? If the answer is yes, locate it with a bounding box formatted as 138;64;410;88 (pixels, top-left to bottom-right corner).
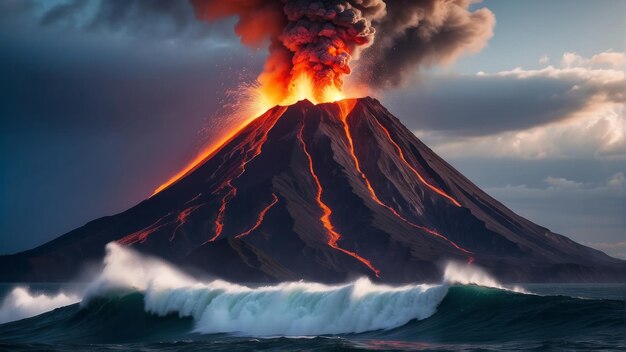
0;287;80;324
443;261;527;293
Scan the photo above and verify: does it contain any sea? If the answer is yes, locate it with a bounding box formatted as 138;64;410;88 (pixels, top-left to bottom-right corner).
0;244;623;352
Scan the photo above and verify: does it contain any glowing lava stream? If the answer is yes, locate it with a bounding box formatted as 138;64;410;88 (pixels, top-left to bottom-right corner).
118;214;172;246
337;101;473;262
171;204;204;241
369;115;462;208
298;117;381;277
208;107;287;243
235;193;279;239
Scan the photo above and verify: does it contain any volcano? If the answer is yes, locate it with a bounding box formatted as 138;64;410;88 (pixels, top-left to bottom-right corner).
2;98;624;283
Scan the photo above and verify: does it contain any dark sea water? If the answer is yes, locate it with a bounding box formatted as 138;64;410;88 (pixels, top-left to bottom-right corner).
0;283;624;352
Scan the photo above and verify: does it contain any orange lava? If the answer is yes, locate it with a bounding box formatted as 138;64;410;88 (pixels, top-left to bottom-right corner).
337;103;473;262
209;181;236;242
371;116;462;207
235;193;279;239
118;215;171;246
170;205;204;241
298;118;380;277
208;108;286;242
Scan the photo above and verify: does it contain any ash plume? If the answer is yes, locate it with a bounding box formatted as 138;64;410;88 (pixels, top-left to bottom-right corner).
357;0;496;89
192;0;494;98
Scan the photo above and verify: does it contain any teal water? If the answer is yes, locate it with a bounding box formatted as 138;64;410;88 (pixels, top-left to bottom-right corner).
0;283;624;351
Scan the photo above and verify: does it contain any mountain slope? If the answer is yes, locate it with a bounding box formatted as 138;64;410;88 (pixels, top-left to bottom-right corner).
1;98;623;283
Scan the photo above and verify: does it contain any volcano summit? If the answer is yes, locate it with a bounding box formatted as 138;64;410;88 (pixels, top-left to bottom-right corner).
1;98;624;283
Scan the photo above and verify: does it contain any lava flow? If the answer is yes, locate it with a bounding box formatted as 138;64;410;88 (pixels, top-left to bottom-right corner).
210;180;236;242
298;116;380;277
371;115;462;207
170;205;204;241
235;193;279;239
208;108;286;242
118;214;172;246
337;101;473;262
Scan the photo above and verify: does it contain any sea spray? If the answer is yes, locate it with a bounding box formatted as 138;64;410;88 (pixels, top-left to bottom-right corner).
443;261;527;293
0;287;80;324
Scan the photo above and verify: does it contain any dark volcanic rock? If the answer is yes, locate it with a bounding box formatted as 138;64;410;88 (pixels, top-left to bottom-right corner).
1;98;624;283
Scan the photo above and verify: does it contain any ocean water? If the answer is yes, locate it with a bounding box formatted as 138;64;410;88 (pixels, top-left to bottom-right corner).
0;244;624;352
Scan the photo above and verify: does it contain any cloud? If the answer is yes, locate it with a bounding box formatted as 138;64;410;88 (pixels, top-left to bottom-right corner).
607;172;625;188
481;172;625;256
3;0;236;43
543;176;584;190
384;50;625;160
561;50;625;70
485;172;625;199
582;242;626;260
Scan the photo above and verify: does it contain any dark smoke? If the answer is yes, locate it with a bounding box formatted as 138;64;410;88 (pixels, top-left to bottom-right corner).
358;0;495;89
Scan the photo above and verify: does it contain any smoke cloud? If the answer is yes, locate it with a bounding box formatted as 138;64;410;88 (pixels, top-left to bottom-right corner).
191;0;494;98
358;0;495;89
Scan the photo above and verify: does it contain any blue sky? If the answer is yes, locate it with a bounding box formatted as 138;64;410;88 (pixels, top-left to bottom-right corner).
0;0;624;259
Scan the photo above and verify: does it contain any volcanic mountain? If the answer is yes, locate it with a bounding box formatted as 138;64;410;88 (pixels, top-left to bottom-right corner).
2;98;624;283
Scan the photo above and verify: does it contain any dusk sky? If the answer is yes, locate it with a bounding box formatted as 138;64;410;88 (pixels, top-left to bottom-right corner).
1;0;624;259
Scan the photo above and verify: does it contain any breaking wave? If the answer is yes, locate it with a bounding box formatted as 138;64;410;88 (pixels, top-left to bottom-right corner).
0;243;523;332
84;243;451;335
0;243;622;349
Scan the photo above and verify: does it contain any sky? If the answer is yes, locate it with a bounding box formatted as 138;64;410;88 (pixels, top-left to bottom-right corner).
0;0;624;259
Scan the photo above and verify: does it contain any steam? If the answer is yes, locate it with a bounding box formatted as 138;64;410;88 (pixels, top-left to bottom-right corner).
0;287;80;324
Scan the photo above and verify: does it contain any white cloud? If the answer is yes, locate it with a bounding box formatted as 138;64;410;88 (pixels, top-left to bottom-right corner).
419;50;625;160
481;172;625;253
543;176;584;190
561;50;625;70
582;241;626;260
607;172;625;188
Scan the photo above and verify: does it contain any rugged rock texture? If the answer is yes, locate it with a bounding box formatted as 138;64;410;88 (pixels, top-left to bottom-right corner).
1;98;623;283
